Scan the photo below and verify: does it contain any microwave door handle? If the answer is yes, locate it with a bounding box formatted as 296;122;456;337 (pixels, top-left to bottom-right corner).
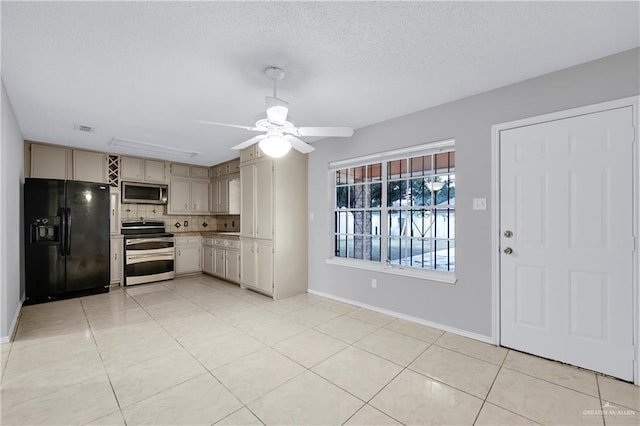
65;207;72;255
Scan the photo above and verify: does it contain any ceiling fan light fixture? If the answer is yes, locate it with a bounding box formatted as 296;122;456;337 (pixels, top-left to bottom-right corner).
259;133;291;158
265;96;289;125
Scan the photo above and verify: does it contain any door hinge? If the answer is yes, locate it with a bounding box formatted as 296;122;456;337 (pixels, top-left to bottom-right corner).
631;125;636;144
632;236;637;252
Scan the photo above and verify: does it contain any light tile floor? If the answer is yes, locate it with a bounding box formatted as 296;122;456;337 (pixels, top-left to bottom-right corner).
1;274;638;425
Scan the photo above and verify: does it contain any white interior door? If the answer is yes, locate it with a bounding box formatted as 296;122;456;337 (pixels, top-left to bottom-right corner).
500;106;635;381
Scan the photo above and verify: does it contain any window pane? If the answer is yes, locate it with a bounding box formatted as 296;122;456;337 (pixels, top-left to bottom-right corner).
387;180;407;207
388;237;403;265
335;211;349;234
350;184;365;208
335;235;347;257
407;238;430;268
410;155;432;177
336;186;348;208
435;239;454;271
388;159;407;179
370;183;382;207
336;169;349;185
371;237;381;261
353;236;364;259
367;163;382;182
410;178;430;206
435;209;453;239
347;235;355;258
353;166;366;183
435;152;451;172
352;211;365;234
388;209;409;236
370;211;381;235
445;174;455;205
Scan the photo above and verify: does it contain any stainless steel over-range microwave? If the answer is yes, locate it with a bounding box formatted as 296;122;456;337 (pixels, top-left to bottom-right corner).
121;182;168;204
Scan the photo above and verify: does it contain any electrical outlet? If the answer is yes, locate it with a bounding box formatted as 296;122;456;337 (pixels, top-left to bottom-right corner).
371;278;377;289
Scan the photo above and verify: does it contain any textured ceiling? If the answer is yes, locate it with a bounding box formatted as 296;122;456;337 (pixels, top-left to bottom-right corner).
2;1;638;166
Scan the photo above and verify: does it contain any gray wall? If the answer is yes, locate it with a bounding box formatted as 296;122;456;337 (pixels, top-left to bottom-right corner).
1;79;25;342
308;48;640;338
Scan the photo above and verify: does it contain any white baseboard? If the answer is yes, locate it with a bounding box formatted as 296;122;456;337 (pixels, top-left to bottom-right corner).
0;299;23;343
308;289;494;345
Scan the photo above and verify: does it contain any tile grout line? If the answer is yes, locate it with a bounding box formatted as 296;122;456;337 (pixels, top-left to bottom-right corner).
79;296;128;426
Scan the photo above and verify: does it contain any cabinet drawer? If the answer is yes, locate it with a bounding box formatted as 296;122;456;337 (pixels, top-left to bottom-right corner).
176;237;201;245
214;238;227;247
226;239;240;249
202;237;214;246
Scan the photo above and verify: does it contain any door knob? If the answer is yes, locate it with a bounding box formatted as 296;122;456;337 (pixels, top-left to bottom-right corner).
504;230;513;238
504;247;513;255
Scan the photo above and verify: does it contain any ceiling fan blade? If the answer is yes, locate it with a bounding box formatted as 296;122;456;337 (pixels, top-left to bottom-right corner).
193;120;259;131
284;134;315;154
296;126;354;137
265;96;289;125
231;134;267;150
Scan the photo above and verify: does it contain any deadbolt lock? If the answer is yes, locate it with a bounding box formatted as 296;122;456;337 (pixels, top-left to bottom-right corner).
504;230;513;238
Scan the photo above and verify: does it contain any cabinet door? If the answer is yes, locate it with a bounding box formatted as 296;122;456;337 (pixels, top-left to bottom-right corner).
226;249;240;283
109;188;120;234
210;179;219;213
218;177;229;213
229;159;241;174
169;163;190;177
255;239;273;294
240;239;256;288
191;180;210;214
176;245;201;274
240;165;256;237
110;237;123;285
255;160;273;239
144;160;165;183
120;157;144;181
214;247;226;277
191;166;209;179
228;174;241;215
31;144;71;180
73;150;106;183
202;246;214;274
168;178;191;214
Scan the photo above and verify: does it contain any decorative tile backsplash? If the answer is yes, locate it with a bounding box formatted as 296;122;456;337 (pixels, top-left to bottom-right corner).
120;204;240;233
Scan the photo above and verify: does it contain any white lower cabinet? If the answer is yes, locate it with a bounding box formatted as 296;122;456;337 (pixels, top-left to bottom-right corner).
175;236;201;274
202;236;240;283
202;245;214;275
241;238;273;296
110;236;123;286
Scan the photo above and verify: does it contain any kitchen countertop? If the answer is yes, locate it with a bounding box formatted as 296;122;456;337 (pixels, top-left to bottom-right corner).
174;231;240;237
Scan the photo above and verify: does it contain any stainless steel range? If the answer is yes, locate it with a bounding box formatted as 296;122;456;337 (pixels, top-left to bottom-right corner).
121;221;175;286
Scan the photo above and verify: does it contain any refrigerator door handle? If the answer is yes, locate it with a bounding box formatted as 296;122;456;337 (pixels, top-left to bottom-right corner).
65;207;72;255
59;207;66;256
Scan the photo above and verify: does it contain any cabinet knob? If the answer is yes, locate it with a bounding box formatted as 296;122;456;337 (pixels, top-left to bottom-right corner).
184;203;188;210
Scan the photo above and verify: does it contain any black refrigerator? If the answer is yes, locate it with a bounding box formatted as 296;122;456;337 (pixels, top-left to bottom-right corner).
24;178;110;304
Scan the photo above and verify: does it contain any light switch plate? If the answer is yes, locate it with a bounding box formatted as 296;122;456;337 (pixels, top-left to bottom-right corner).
473;198;487;210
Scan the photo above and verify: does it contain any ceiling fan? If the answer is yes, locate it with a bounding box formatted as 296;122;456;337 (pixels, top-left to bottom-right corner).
194;67;354;158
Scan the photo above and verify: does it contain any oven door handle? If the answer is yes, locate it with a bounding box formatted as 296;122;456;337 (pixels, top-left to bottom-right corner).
126;237;175;245
126;253;175;264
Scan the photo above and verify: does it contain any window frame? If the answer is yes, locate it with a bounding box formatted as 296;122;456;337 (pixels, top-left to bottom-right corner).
326;139;457;284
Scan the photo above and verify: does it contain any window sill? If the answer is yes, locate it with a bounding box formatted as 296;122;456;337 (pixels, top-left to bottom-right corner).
325;257;457;284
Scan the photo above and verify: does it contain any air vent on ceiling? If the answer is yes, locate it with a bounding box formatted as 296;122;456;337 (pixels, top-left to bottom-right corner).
73;123;94;132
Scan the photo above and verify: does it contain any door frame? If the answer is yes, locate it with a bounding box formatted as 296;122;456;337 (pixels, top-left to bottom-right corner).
490;96;640;384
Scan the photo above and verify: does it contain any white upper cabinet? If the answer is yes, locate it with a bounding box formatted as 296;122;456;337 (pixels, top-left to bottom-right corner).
121;156;166;183
73;150;107;183
168;177;191;214
143;159;165;183
191;179;210;213
30;144;71;180
120;156;144;181
169;163;190;177
191;166;209;179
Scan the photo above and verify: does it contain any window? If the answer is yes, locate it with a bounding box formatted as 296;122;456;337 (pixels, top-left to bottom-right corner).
332;141;455;274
